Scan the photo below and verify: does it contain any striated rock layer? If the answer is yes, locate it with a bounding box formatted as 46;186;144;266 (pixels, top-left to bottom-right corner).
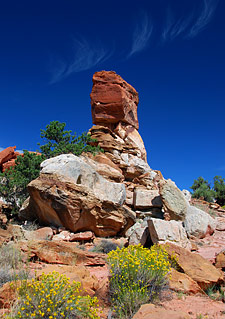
91;71;139;130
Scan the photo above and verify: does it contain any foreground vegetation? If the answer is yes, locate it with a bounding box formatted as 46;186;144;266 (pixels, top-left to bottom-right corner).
5;272;100;319
107;244;171;319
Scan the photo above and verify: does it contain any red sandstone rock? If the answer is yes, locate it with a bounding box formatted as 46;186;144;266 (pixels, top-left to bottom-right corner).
169;268;204;294
0;146;16;166
91;71;139;129
2;159;16;172
69;231;94;242
163;242;224;290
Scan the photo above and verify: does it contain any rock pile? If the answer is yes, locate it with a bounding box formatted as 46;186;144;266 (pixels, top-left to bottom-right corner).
0;146;19;172
20;71;218;248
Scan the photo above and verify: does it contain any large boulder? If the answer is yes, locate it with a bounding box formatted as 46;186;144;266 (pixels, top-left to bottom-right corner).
23;154;134;237
133;189;162;209
125;220;150;246
169;268;204;294
40;154;126;206
163;242;224;290
159;180;188;221
184;205;217;239
0;146;16;166
18;240;106;266
90;71;139;129
148;218;191;250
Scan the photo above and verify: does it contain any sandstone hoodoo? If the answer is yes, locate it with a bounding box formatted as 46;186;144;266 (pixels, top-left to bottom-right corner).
20;71;218;247
91;71;139;130
1;71;224;319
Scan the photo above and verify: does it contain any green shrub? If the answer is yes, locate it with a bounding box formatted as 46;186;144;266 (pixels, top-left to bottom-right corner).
213;176;225;206
38;120;102;158
190;175;225;205
190;177;215;202
0;243;30;287
107;244;171;319
0;151;45;214
5;271;100;319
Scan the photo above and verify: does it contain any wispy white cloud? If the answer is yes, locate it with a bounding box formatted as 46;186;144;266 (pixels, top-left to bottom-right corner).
0;147;4;152
162;0;219;42
162;8;193;42
128;12;153;58
187;0;219;38
49;36;110;84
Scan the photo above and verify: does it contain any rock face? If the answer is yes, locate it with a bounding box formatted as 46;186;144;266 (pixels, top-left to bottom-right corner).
90;71;139;130
164;242;224;290
169;268;204;294
24;155;134;237
184;205;216;238
40;154;126;206
133;189;162;209
26;173;131;237
159;180;188;221
148;218;191;249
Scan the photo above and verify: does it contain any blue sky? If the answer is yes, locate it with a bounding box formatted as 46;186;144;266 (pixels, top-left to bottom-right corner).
0;0;224;191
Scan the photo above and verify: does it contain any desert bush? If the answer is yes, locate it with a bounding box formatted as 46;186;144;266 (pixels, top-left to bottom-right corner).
107;244;171;319
90;239;119;254
5;272;100;319
0;243;30;287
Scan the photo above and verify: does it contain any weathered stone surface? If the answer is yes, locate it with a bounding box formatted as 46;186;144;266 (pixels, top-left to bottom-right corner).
18;240;106;266
52;230;71;241
69;231;94;242
27;173;131;237
148;218;191;249
125;220;149;246
169;268;204;294
132;303;191;319
184;205;216;239
215;217;225;231
215;250;225;269
163;242;224;290
123;153;152;180
0;146;16;166
114;123;147;160
182;189;192;203
133;189;162;209
159;180;188;221
40;154;126;206
81;153;124;182
91;71;139;129
24;227;53;241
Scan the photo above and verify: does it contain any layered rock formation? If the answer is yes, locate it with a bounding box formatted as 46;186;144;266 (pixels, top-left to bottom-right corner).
0;146;18;172
21;71;217;247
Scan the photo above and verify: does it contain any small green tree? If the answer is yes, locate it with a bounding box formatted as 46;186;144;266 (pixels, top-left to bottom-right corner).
190;176;215;202
213;176;225;206
0;151;45;213
38;120;102;158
